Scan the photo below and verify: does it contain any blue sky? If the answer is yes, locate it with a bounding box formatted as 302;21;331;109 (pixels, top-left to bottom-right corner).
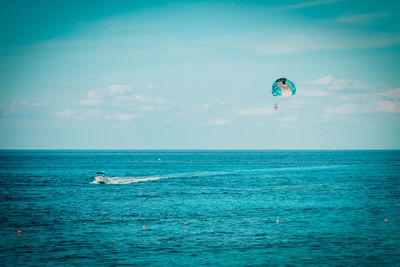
0;0;399;149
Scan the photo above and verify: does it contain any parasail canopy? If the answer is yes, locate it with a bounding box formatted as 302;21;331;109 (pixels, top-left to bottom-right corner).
272;78;296;97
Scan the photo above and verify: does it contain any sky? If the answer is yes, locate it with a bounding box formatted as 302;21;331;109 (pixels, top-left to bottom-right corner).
0;0;399;149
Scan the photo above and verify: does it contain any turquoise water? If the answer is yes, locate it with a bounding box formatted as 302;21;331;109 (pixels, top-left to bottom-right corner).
0;150;399;266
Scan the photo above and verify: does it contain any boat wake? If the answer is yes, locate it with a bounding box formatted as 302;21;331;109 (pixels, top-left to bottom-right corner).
90;176;168;184
90;165;347;184
90;170;230;185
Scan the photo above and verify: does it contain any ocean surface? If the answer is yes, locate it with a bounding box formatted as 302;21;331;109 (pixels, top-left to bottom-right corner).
0;150;399;266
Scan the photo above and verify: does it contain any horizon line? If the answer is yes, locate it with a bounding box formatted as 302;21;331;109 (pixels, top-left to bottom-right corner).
0;148;399;151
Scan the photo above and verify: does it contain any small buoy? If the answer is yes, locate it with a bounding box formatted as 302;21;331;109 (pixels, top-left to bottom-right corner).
184;222;188;226
276;220;280;224
18;230;22;235
158;158;161;161
142;225;146;230
384;219;388;223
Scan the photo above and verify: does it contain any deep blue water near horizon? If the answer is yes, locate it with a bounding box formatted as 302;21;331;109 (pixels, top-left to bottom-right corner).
0;150;399;266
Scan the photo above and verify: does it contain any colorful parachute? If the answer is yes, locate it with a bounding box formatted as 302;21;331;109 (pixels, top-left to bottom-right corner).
272;78;296;97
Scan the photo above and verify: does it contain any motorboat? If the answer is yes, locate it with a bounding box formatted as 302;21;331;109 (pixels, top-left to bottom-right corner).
94;171;109;184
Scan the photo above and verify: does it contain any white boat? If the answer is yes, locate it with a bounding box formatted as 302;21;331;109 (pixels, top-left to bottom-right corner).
94;171;109;184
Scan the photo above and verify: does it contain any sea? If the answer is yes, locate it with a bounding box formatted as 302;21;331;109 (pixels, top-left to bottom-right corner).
0;150;399;266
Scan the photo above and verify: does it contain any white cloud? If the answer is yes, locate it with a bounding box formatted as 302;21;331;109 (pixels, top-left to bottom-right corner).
309;75;334;86
236;107;274;116
116;93;149;102
337;12;388;24
207;30;400;55
146;83;159;89
381;88;400;100
107;83;168;108
377;101;400;113
56;109;72;118
88;91;99;97
300;89;329;97
0;100;30;116
81;90;103;106
208;118;231;126
279;0;339;10
308;75;363;91
113;92;167;107
136;105;155;111
154;97;167;104
109;83;158;94
282;114;299;122
82;109;102;119
81;98;102;106
20;99;29;105
324;103;376;115
330;79;361;90
131;93;149;102
202;104;210;110
325;104;359;115
322;85;400;115
290;98;311;109
116;113;136;121
109;84;133;95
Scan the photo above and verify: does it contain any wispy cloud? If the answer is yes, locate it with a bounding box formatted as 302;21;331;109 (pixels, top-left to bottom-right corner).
323;86;400;115
56;109;72;118
201;104;210;111
282;114;299;122
109;83;167;106
381;88;400;100
81;91;103;106
20;99;29;105
0;99;40;117
109;84;133;95
207;118;231;126
378;88;400;113
308;75;363;90
324;104;360;115
236;107;274;116
300;89;329;97
116;113;136;121
337;12;388;24
146;83;159;89
377;100;400;113
309;75;334;86
279;0;339;10
108;83;158;95
61;83;167;122
207;30;400;55
76;109;103;120
135;105;155;111
115;93;150;102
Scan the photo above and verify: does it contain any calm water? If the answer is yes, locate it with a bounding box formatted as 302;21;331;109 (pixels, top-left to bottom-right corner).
0;150;399;266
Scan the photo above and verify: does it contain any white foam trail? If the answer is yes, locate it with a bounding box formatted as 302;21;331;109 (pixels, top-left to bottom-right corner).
91;176;168;184
90;165;346;184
